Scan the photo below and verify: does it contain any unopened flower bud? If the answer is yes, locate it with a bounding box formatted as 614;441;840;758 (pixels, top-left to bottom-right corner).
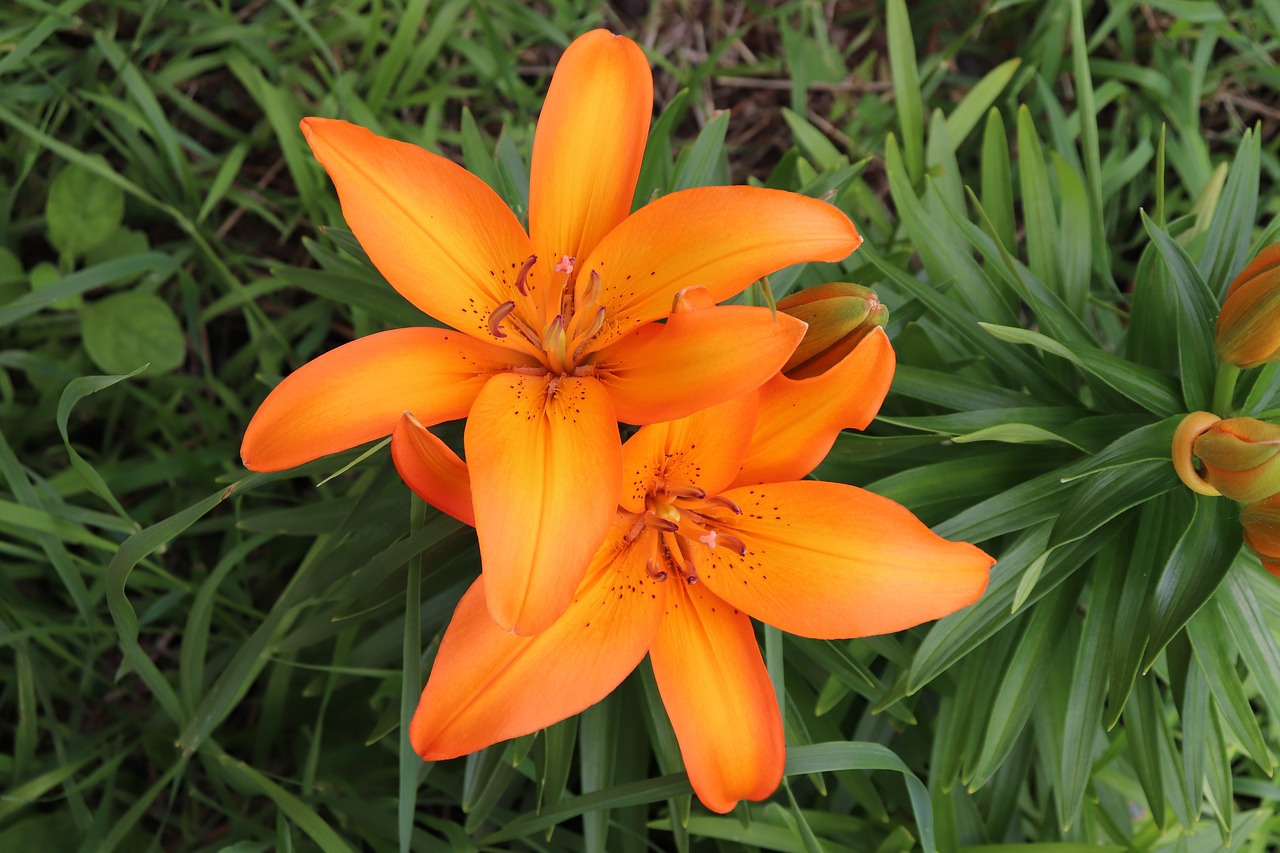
1191;416;1280;503
1215;243;1280;368
777;282;888;379
1239;494;1280;578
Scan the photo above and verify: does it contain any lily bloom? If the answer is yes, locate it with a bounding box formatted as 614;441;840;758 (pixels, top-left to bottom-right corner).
239;30;861;636
405;327;995;812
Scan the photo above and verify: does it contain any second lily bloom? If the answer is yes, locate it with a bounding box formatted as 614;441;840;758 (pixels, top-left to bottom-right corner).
406;323;995;813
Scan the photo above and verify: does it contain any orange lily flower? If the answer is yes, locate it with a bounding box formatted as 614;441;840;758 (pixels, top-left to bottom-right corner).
239;30;861;636
406;328;995;812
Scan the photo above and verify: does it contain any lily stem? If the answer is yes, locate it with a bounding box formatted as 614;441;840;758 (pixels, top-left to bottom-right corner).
1212;362;1242;417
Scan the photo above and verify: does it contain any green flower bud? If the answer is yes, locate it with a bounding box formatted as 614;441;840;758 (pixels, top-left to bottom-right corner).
777;282;888;379
1215;242;1280;368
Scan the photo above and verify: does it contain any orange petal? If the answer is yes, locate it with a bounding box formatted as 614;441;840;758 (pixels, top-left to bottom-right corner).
618;394;759;513
241;328;521;472
391;414;474;525
577;187;861;349
650;579;784;813
593;303;806;425
1225;242;1280;299
695;481;994;639
529;30;652;319
465;373;623;635
734;327;895;486
411;519;667;758
300;118;541;352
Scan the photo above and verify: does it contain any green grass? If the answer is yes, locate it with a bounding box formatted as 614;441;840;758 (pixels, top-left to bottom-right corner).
3;1;1280;850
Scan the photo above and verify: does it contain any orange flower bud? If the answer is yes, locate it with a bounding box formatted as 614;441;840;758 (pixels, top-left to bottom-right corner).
1240;494;1280;578
1191;416;1280;503
777;282;888;379
1215;242;1280;368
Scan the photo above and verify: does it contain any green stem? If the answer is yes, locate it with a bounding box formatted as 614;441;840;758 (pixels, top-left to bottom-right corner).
399;495;426;853
1212;362;1242;417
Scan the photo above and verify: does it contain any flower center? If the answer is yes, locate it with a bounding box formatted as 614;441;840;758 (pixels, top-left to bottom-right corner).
489;254;609;375
631;483;746;584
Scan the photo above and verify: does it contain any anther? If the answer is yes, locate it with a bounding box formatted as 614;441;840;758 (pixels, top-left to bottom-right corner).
488;301;515;338
684;570;699;585
717;532;748;557
583;270;602;306
667;484;707;501
644;510;679;533
704;494;743;515
514;254;537;296
554;255;576;274
645;558;668;582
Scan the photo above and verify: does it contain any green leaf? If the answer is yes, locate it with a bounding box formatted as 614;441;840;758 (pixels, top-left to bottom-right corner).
1144;495;1242;671
945;59;1021;147
81;292;186;375
214;747;356;853
979;109;1017;252
1141;213;1218;410
0;252;177;328
671;111;730;191
1049;460;1178;548
1016;107;1060;300
782;108;846;171
1199;128;1260;297
1124;674;1166;829
980;323;1182;415
967;579;1079;788
1186;601;1275;773
1058;533;1128;830
886;0;924;184
45;156;125;258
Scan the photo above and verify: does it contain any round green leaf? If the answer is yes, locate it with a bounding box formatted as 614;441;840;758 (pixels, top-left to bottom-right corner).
29;260;82;309
84;226;150;267
46;156;125;259
81;291;186;375
0;246;24;304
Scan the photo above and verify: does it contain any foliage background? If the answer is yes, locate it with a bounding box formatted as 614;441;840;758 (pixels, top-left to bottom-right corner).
2;0;1280;850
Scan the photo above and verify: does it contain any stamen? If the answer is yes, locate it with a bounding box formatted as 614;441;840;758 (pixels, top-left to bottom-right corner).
717;532;748;557
626;514;646;542
570;306;608;362
554;255;576;274
645;558;668;582
488;300;515;338
583;270;602;306
514;254;537;296
644;510;679;533
704;494;743;515
685;569;699;584
667;484;707;501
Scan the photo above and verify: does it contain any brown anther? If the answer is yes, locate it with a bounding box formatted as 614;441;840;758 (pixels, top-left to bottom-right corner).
514;254;537;296
704;494;743;515
667;484;707;501
644;510;679;533
583;270;603;305
684;570;699;585
716;532;748;557
488;301;516;338
645;558;668;582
